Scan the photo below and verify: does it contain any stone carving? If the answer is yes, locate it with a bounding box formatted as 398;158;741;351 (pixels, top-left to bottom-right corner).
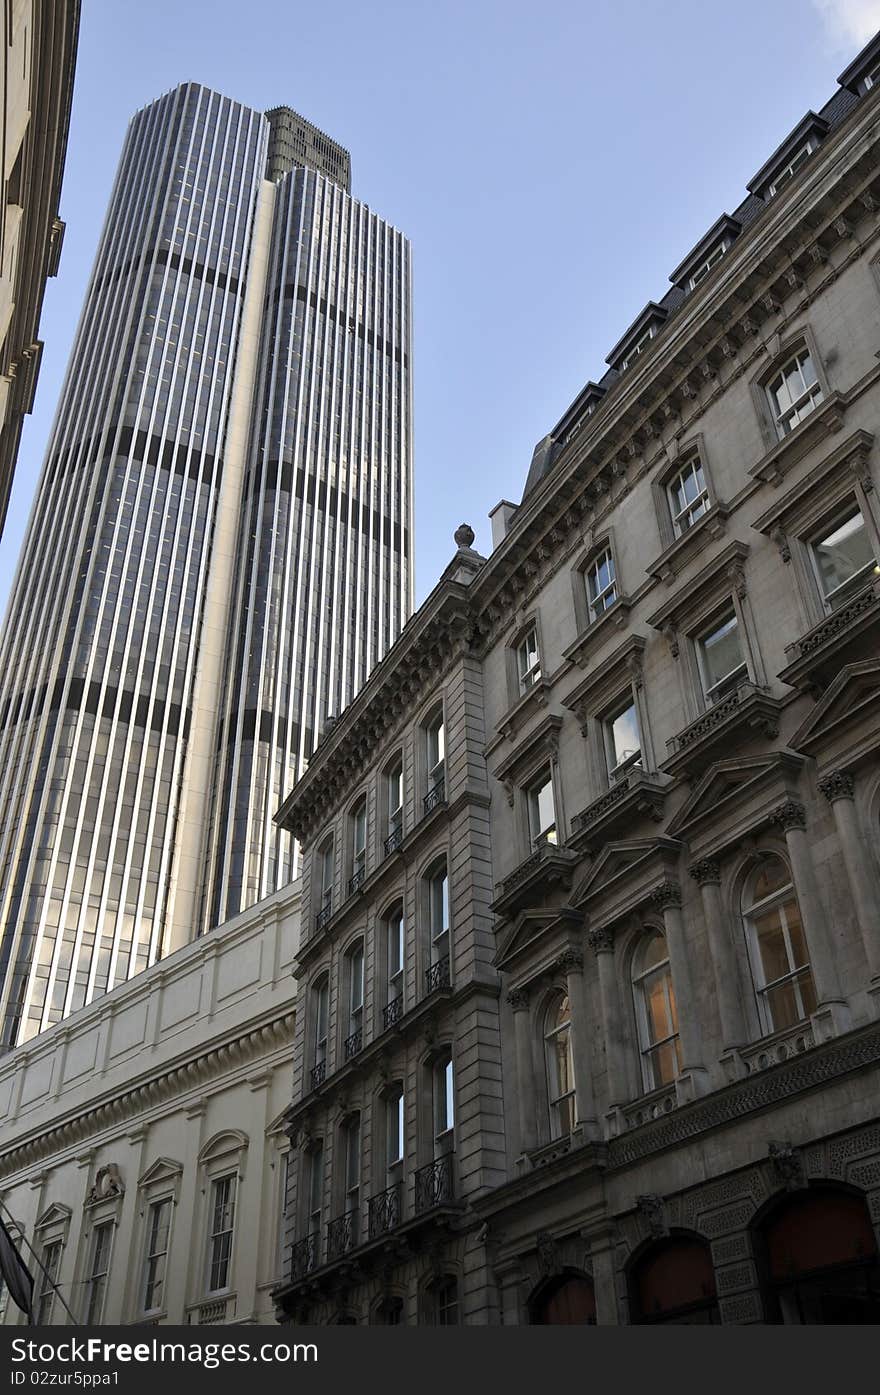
651;880;682;911
556;948;584;976
636;1194;668;1239
535;1230;558;1276
587;926;614;954
768;1140;807;1191
86;1164;124;1206
818;770;854;803
771;799;807;833
454;523;475;549
769;524;791;564
507;989;530;1012
727;561;748;599
662;623;679;659
689;857;721;887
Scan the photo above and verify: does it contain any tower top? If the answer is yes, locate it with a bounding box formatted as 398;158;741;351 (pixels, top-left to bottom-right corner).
265;106;351;191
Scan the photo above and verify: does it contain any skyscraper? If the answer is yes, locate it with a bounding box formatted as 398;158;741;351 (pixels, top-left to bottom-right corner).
0;82;413;1047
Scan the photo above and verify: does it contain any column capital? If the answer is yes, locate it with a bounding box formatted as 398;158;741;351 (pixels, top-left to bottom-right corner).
587;926;614;954
651;878;682;911
818;770;855;804
556;947;584;976
688;857;721;887
771;798;807;832
507;988;530;1012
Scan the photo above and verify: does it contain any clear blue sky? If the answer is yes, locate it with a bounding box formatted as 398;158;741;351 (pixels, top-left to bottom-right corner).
1;0;878;613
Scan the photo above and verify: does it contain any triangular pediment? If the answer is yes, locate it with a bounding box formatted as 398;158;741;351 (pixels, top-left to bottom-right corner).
790;659;880;756
493;906;580;972
137;1157;183;1189
35;1202;71;1231
573;837;680;906
667;753;802;839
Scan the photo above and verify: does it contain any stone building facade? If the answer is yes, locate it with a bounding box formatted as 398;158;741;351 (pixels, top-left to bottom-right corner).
273;32;880;1325
0;882;299;1327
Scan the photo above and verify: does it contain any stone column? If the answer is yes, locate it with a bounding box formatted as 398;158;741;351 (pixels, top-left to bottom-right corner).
688;857;746;1050
650;880;709;1096
588;1232;620;1325
818;771;880;985
556;948;598;1138
588;927;628;1108
508;990;537;1155
771;799;850;1035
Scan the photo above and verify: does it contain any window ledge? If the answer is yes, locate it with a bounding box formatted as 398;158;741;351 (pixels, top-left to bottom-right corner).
749;392;845;486
778;575;880;692
619;1082;679;1132
569;768;669;853
562;596;633;669
186;1294;235;1325
646;503;730;585
661;683;783;781
526;1134;575;1169
490;675;553;746
736;1020;816;1077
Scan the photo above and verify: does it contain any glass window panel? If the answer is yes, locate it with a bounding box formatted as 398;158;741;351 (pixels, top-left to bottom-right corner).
813;510;874;600
700;614;745;693
754;908;792;983
608;702;640;772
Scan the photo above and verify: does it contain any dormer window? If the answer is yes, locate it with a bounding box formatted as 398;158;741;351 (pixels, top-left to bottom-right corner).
689;241;727;290
620;325;656;372
669;215;741;294
767;140;816;196
606;303;667;376
863;60;880;90
516;625;541;693
837;34;880;95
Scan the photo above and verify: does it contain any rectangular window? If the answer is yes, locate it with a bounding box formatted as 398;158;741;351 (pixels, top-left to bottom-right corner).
689;241;727;290
351;802;366;879
767;142;814;195
668;457;710;537
388;908;404;1006
387;1091;404;1169
766;348;823;437
515;626;541;692
426;711;445;791
207;1176;236;1293
620;325;655;371
35;1240;63;1325
429;867;449;965
318;840;333;913
697;612;748;704
435;1056;454;1151
604;700;642;781
527;769;557;848
85;1223;113;1324
586;549;616;619
142;1199;172;1312
810;507;876;609
387;760;403;835
348;945;364;1036
313;980;329;1066
345;1117;361;1216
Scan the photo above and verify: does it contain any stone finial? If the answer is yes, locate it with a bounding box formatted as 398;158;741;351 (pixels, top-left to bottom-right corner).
454;522;475;549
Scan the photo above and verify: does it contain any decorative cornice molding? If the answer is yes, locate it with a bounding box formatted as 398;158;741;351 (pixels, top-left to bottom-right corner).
0;1011;297;1178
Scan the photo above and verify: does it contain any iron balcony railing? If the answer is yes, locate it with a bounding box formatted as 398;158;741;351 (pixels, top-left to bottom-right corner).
368;1181;401;1239
310;1060;326;1090
314;901;332;934
422;780;445;816
414;1154;455;1214
290;1232;320;1280
383;996;404;1030
348;866;366;896
384;824;404;856
326;1210;358;1261
344;1028;362;1060
424;956;451;996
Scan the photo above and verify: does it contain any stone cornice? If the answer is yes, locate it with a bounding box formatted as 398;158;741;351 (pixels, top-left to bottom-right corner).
0;1009;296;1178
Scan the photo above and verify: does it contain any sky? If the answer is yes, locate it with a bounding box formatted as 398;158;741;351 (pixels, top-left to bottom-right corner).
1;0;879;615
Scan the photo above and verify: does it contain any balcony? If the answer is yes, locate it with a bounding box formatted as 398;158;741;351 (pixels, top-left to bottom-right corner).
569;768;668;853
367;1182;401;1239
737;1019;815;1076
424;956;451;996
348;867;365;897
344;1028;362;1060
384;824;404;857
414;1154;455;1214
326;1210;358;1262
491;839;578;920
382;996;404;1031
309;1060;326;1091
778;576;880;692
620;1082;678;1132
290;1232;320;1280
423;780;446;817
314;901;332;935
661;683;782;781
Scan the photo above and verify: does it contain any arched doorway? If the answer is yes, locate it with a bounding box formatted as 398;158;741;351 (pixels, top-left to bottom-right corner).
756;1185;880;1323
630;1233;720;1324
531;1272;597;1324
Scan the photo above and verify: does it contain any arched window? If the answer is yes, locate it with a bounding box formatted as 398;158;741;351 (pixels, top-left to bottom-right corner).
384;903;405;1023
543;993;575;1138
425;1276;459;1326
756;1185;880;1323
425;859;450;990
630;1234;720;1324
531;1273;597;1325
311;976;329;1082
741;855;816;1034
327;1114;360;1258
372;1295;404;1325
425;706;445;801
632;931;680;1091
433;1050;455;1157
385;755;404;853
349;798;367;892
344;941;364;1057
315;836;334;926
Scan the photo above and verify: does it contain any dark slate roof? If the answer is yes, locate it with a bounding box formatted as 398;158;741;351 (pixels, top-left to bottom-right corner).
519;27;880;504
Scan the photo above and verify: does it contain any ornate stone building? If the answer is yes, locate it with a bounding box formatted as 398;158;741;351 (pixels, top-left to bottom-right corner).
273;30;880;1325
